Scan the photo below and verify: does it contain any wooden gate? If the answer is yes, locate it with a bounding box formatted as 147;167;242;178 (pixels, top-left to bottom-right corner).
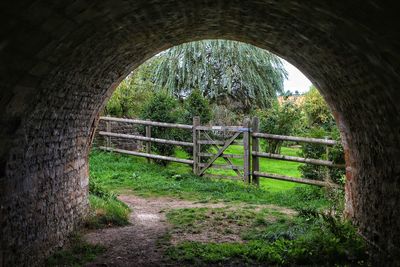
193;118;252;182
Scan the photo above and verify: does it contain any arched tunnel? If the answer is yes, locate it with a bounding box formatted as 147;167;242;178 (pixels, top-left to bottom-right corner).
0;1;399;265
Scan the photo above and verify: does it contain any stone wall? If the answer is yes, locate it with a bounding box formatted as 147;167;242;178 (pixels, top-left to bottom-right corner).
94;119;143;151
0;1;399;265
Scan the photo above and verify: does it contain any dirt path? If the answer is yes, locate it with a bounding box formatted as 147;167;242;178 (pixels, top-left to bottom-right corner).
84;194;295;266
84;195;227;266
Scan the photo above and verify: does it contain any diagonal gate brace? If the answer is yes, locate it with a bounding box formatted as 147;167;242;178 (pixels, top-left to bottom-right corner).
199;131;241;176
203;131;242;177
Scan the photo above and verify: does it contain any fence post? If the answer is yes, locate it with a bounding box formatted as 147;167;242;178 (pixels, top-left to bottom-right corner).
106;121;111;148
251;117;260;186
243;117;251;183
146;122;151;163
193;116;200;175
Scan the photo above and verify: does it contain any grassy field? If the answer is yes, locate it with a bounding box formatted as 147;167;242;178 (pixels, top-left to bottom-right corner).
89;148;328;209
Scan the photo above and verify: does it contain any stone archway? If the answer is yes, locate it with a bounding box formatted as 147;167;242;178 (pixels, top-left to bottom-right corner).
0;1;399;265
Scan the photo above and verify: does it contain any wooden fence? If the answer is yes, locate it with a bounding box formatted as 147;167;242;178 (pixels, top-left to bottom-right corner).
97;116;345;187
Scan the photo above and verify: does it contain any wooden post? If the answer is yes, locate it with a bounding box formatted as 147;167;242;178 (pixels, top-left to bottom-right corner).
251;117;260;186
106;121;111;148
243;117;251;183
193;116;200;175
146;123;151;163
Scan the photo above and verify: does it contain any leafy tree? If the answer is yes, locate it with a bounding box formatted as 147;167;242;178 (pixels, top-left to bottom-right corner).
178;90;212;156
303;86;335;130
104;56;162;117
152;40;287;113
258;100;302;153
298;88;346;183
140;93;180;165
181;89;212;125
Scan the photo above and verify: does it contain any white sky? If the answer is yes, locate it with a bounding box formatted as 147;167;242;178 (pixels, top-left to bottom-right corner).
282;59;312;94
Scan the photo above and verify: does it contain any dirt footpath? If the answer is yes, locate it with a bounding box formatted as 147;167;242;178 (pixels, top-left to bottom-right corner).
84;195;226;266
84;194;295;266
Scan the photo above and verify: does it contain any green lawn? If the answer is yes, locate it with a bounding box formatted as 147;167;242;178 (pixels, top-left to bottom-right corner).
89;148;328;209
176;144;305;193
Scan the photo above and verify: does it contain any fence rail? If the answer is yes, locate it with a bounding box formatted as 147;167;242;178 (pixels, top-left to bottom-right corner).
97;116;345;188
99;131;193;146
99;146;194;165
252;132;338;145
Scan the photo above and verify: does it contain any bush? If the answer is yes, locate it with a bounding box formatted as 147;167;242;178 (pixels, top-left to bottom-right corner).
298;127;327;181
298;127;345;184
258;101;302;153
140;93;180;165
327;129;346;185
302;86;336;130
104;75;154;118
178;90;212;156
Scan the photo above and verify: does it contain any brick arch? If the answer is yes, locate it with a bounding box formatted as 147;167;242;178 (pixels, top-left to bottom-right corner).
0;1;399;265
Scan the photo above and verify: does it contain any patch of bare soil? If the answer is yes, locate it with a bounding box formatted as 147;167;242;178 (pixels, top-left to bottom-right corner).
84;194;296;266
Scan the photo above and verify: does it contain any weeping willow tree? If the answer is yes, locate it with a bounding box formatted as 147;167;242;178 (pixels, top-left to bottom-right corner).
153;39;287;112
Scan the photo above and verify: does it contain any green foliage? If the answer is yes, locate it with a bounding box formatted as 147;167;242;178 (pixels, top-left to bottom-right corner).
86;179;130;229
327;129;346;185
258;101;302;153
178;90;212;155
298;127;328;181
104;74;154;118
103;56;162;117
153;39;287;113
140;93;180;165
46;233;105;267
303;86;335;130
181;89;212;124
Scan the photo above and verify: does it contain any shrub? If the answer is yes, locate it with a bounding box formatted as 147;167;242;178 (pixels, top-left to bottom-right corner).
140;93;180;165
104;75;154;118
298;127;327;181
258;101;302;153
302;86;335;130
178;90;212;156
298;127;345;184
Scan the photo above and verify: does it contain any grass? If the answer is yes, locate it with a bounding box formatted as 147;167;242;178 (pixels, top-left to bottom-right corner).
85;179;131;229
87;148;368;266
46;234;106;267
166;206;292;238
85;194;131;229
89;149;329;209
164;206;368;266
176;144;305;193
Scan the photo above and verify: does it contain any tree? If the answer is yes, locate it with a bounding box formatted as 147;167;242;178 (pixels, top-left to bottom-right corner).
104;56;162;118
140;93;180;165
152;40;287;113
178;90;212;155
302;86;335;130
258;100;302;153
298;87;345;184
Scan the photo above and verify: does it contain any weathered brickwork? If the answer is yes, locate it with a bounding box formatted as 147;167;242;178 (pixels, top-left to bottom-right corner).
0;1;399;265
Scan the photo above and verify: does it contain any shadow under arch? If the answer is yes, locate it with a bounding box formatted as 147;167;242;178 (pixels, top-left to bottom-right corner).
0;1;399;265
